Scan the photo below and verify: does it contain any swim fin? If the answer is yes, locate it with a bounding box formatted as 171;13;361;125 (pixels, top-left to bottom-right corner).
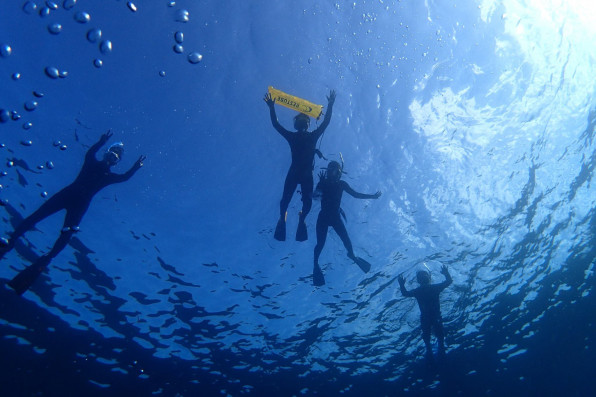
274;214;286;241
313;265;325;286
296;218;307;242
8;257;50;295
353;256;371;273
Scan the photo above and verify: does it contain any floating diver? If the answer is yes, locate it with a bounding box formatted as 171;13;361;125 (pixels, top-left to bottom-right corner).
398;265;453;362
0;130;145;295
312;160;381;286
264;88;336;242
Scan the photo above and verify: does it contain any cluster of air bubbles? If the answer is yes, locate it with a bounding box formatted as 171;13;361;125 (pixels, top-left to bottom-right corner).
163;8;203;73
85;26;112;67
45;66;68;79
176;9;189;23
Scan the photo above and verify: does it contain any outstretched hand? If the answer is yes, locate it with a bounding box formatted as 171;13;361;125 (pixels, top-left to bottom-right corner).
135;155;146;169
100;130;113;143
318;170;326;180
398;274;405;285
263;92;275;107
327;90;336;105
441;265;450;276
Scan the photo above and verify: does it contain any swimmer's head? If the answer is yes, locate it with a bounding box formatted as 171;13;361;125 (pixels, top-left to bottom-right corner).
293;113;310;131
416;270;431;285
104;142;124;166
326;161;343;181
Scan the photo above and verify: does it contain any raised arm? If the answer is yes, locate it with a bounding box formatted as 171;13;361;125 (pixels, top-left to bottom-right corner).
111;155;145;184
264;92;292;140
86;130;112;161
343;181;382;200
313;90;336;139
398;274;414;297
437;265;453;291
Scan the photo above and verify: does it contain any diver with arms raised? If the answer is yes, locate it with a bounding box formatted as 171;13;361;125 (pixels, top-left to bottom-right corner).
312;160;381;286
0;130;145;294
264;89;336;242
398;265;452;362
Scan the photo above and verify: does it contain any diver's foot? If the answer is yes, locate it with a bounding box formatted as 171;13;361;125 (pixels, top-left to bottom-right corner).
353;256;371;273
8;257;50;295
296;219;307;242
313;265;325;286
274;217;286;241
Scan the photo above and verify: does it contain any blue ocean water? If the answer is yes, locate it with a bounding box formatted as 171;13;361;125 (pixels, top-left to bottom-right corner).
0;0;595;396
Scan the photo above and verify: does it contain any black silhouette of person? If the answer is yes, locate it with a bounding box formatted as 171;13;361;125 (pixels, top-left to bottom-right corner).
264;90;336;242
0;131;145;294
312;160;381;286
398;265;452;361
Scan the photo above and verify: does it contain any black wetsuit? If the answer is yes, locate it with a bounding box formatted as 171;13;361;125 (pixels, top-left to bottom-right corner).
268;105;333;219
399;275;452;352
314;177;371;265
2;136;140;263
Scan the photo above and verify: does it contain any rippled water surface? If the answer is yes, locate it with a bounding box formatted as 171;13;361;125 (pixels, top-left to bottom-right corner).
0;0;595;395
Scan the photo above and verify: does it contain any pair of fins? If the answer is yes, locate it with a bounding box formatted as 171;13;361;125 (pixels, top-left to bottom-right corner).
313;256;371;287
274;212;307;242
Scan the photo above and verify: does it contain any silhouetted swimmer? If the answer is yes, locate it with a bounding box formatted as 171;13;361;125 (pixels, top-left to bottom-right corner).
398;265;452;362
0;131;145;294
264;89;336;242
312;160;381;286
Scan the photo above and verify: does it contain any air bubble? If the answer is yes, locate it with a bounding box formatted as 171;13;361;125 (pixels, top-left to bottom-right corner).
59;70;68;78
48;23;63;34
187;52;203;64
93;58;103;68
159;70;166;77
23;122;33;130
21;140;33;146
45;66;60;78
127;2;137;12
24;101;38;111
74;11;90;23
33;91;44;98
99;40;113;54
7;161;14;167
173;44;183;54
23;1;38;14
175;31;184;44
87;28;102;43
46;161;55;169
11;111;21;121
168;1;176;7
176;9;189;22
41;191;48;198
47;1;59;10
53;140;61;146
0;44;12;58
39;7;51;17
37;165;45;170
60;144;67;150
12;73;22;80
63;0;77;10
0;109;10;123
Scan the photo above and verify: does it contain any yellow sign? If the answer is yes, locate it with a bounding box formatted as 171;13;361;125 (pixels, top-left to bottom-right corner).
268;86;323;119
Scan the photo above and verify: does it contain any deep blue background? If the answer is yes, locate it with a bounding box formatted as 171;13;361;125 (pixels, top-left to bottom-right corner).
1;0;595;396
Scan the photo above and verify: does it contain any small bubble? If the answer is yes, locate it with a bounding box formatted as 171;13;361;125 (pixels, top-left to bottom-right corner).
24;101;38;111
187;52;203;64
99;40;113;54
63;0;77;10
60;144;67;150
53;140;61;146
168;1;176;7
159;70;166;77
59;70;68;78
41;191;48;198
93;58;103;68
0;199;7;206
45;66;60;78
176;9;189;22
37;164;45;169
23;1;38;14
12;73;22;81
0;109;10;123
11;111;21;121
46;161;55;169
48;23;63;34
74;11;90;23
87;28;102;43
39;6;51;17
33;91;45;98
0;44;12;58
46;1;59;10
7;161;14;167
127;2;137;12
174;31;184;44
0;172;7;177
173;44;183;54
21;140;33;146
23;122;33;130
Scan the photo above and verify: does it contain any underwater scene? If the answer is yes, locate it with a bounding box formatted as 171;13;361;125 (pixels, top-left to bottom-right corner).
0;0;595;396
